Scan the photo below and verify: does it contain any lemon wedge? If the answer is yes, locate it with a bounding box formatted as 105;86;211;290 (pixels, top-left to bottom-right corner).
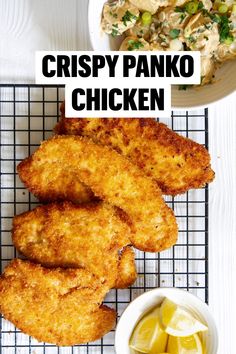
167;334;203;353
130;307;168;353
160;298;208;337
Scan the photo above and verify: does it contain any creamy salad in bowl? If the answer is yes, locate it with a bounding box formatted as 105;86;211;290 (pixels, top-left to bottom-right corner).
101;0;236;85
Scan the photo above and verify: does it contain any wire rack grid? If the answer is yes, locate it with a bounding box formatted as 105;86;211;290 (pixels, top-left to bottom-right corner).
0;84;208;354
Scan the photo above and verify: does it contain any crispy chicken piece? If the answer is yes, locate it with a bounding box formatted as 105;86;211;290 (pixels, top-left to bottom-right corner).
17;161;94;204
12;202;137;289
17;136;178;252
55;109;214;195
0;259;116;346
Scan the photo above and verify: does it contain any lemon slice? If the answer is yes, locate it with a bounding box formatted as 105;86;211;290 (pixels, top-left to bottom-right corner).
130;307;168;353
160;298;208;337
167;333;203;353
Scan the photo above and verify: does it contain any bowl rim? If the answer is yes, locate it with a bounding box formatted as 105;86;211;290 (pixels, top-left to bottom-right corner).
115;287;219;354
171;87;236;110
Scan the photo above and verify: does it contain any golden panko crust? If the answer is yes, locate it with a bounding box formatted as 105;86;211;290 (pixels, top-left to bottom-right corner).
12;201;137;289
55;111;214;195
115;246;137;289
0;259;116;346
17;136;178;252
17;154;94;204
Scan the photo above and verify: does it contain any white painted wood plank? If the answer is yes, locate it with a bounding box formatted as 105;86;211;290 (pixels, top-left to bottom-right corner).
0;0;236;352
0;0;91;82
208;92;236;354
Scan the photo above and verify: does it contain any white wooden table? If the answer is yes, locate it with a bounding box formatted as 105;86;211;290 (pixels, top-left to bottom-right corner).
0;1;235;353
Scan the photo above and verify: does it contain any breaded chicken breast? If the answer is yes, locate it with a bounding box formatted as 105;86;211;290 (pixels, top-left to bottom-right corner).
0;259;116;346
17;136;178;252
12;202;137;289
55;108;214;195
16;162;94;204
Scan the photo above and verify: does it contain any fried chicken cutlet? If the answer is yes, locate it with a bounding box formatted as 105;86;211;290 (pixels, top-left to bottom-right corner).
0;259;116;345
12;202;137;289
55;107;214;195
17;136;178;252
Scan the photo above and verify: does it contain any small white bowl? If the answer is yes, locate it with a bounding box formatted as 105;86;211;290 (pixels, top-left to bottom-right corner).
88;0;236;109
115;288;218;354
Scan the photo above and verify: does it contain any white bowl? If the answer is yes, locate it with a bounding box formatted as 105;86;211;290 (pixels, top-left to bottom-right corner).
115;288;218;354
88;0;236;109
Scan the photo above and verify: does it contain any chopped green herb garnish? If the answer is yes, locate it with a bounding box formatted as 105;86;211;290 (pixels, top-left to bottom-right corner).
122;10;137;26
109;11;117;18
218;15;233;42
111;29;118;36
174;6;187;22
204;23;212;29
169;29;180;39
188;35;196;43
111;24;119;37
179;13;187;23
205;10;222;23
127;39;144;51
201;8;210;17
175;6;185;13
179;84;193;90
201;11;233;43
198;1;204;10
211;13;222;23
179;85;187;90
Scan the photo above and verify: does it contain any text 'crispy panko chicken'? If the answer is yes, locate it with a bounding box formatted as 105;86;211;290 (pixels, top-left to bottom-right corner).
17;135;178;252
55;105;214;195
12;202;137;289
0;259;116;346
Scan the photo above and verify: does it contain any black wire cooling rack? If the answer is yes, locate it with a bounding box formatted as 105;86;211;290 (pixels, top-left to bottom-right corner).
0;84;209;354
